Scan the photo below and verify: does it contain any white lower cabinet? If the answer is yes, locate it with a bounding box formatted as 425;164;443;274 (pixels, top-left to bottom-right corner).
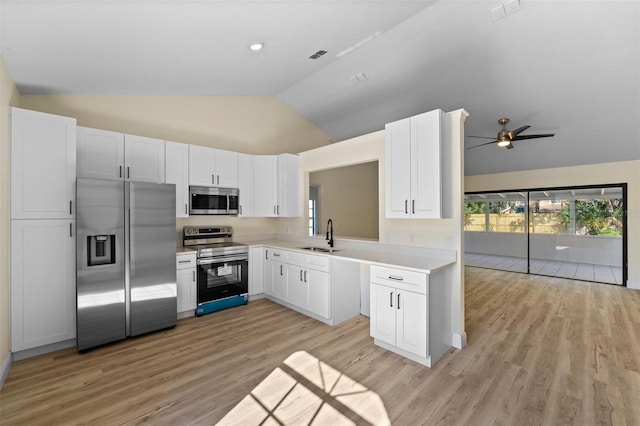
370;265;431;365
370;263;453;368
248;246;264;296
264;247;330;320
11;219;76;352
176;253;197;315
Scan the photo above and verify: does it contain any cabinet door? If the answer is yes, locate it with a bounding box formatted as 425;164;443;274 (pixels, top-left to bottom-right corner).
307;269;330;318
177;268;197;313
124;134;165;183
189;145;215;186
215;148;239;188
165;141;189;217
77;126;125;181
11;108;77;219
287;265;308;308
249;246;264;295
238;153;254;217
411;110;442;219
277;153;301;217
11;219;76;351
253;155;278;217
370;283;396;346
270;261;288;300
385;117;412;218
396;290;428;357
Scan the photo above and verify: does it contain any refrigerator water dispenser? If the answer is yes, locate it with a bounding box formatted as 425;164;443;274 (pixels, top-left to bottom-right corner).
87;235;116;266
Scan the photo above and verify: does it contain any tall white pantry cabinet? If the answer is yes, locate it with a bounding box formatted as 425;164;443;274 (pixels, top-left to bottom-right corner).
10;108;77;353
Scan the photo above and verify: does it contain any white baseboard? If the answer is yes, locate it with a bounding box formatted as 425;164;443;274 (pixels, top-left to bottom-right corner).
1;352;13;388
627;280;640;290
12;339;76;361
452;332;467;349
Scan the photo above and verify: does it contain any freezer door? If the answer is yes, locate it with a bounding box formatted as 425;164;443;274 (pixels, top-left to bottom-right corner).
128;182;177;336
76;178;126;351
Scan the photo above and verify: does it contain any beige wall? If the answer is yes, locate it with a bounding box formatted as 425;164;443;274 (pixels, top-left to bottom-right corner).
18;95;331;155
1;56;20;375
309;161;379;240
465;160;640;288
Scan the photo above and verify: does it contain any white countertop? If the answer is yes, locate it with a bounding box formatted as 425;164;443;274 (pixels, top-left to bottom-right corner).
244;239;455;274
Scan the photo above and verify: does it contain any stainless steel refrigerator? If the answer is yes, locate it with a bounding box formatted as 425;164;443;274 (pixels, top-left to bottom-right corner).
76;178;177;351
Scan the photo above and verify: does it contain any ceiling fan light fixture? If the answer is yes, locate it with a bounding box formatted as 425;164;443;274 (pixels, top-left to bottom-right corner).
497;139;511;147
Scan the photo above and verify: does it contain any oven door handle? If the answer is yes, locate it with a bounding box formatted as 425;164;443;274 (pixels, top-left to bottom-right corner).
197;255;248;265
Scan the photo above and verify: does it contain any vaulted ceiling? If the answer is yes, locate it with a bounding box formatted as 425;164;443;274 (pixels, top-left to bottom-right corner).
2;0;638;175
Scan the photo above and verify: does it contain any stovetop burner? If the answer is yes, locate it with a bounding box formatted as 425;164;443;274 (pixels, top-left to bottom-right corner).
182;226;248;258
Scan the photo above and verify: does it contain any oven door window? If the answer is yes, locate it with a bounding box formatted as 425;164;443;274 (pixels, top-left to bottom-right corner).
197;258;248;303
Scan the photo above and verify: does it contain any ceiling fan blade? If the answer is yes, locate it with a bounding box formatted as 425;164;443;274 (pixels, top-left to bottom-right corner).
467;135;497;140
511;133;555;141
466;140;498;149
508;125;531;138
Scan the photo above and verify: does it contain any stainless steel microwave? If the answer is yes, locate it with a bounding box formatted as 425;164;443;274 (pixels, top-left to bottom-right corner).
189;186;239;215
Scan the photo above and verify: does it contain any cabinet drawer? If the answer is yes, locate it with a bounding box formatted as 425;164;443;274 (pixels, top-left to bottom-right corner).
370;265;427;294
176;253;197;269
266;248;286;261
287;250;329;272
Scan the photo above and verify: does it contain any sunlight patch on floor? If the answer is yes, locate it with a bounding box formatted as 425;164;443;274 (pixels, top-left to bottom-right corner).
217;351;390;425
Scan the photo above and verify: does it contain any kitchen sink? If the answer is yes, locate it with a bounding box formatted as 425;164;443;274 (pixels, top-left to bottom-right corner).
298;246;340;254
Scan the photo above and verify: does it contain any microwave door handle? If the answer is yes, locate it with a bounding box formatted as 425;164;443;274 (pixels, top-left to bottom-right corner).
227;195;230;212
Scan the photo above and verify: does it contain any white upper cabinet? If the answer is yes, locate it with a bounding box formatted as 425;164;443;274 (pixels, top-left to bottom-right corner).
77;127;164;183
11;108;77;219
238;153;255;217
386;109;446;219
165;141;189;218
277;153;301;217
188;145;238;188
124;134;165;183
253;155;278;217
77;127;125;181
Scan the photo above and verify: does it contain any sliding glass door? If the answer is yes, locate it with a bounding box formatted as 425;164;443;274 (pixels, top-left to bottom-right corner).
465;184;626;285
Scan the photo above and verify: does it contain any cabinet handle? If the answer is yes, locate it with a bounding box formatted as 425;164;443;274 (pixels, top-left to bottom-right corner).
192;270;196;282
304;270;307;283
388;275;404;281
178;260;191;264
277;205;280;215
273;253;280;257
239;205;242;215
280;265;283;276
398;293;401;310
119;165;122;178
217;175;220;185
273;205;276;215
412;200;415;214
265;250;268;260
185;204;188;215
389;292;393;307
70;222;73;237
69;200;73;215
300;270;303;281
127;166;130;179
212;174;215;185
405;200;408;214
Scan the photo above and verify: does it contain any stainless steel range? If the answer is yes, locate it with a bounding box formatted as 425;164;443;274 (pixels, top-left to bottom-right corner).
183;226;249;316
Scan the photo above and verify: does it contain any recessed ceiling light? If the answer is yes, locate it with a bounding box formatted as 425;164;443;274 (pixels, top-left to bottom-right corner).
249;43;263;51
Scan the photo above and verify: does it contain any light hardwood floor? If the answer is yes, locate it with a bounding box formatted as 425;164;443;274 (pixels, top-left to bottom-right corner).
2;267;640;425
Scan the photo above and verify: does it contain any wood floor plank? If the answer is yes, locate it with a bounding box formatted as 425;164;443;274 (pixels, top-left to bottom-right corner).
2;268;640;425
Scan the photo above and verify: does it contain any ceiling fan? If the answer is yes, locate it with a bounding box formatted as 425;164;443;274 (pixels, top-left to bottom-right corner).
467;118;554;150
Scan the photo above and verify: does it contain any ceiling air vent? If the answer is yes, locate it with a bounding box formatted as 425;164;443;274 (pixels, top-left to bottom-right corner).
309;50;327;60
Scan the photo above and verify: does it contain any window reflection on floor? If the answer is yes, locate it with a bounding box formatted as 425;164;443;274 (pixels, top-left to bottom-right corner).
217;351;390;425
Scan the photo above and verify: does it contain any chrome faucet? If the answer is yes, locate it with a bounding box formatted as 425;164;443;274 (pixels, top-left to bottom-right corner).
326;219;334;248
